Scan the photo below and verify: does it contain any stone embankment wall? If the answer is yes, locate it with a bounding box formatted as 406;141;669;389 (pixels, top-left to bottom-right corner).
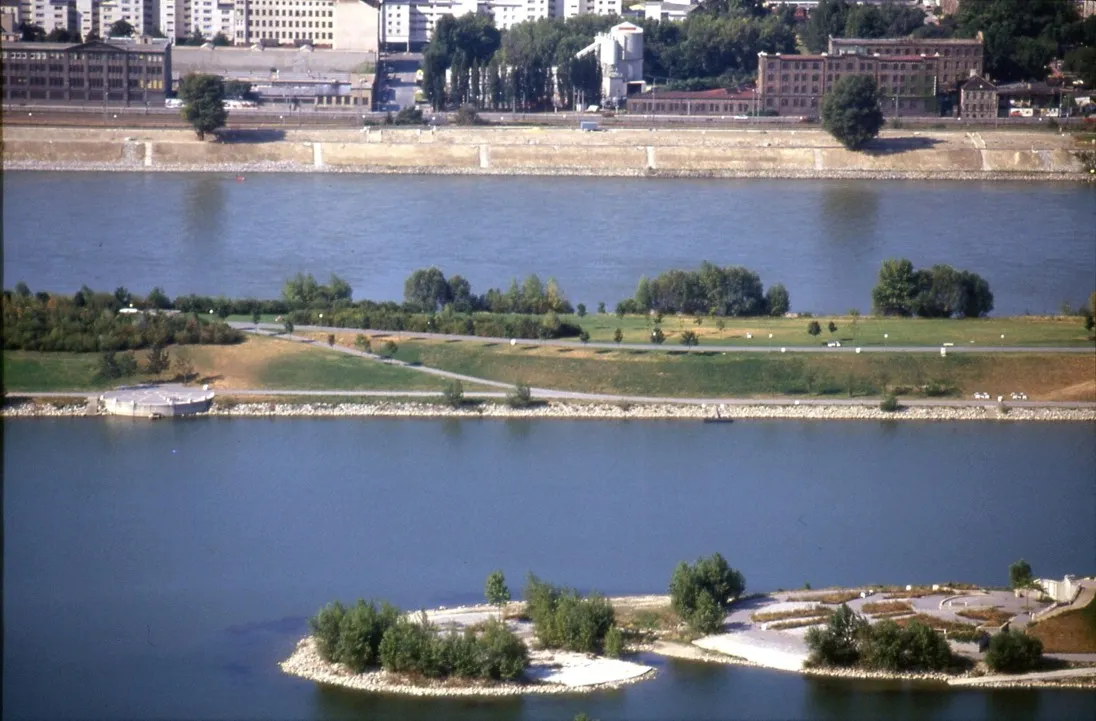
3;126;1090;179
4;399;1095;422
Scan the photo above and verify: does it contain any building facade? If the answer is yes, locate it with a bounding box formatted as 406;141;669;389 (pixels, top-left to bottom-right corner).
959;74;995;119
827;35;983;91
575;20;642;105
2;38;171;104
626;87;755;115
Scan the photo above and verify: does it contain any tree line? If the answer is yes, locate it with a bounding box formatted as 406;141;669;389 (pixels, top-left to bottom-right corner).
871;259;993;318
2;284;242;352
616;262;789;317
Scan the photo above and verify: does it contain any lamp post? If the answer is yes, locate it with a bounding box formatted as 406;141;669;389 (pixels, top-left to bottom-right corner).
884;332;888;351
768;333;773;353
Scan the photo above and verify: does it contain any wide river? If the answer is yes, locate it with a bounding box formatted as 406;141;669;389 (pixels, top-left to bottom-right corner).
4;418;1095;721
3;172;1095;315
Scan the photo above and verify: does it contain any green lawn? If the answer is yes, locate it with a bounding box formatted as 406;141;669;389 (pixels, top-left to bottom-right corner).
2;352;134;391
255;350;448;391
228;313;1094;348
566;314;1095;348
390;341;1094;399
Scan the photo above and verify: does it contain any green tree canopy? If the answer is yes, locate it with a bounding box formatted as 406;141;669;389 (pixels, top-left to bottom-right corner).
404;267;453;312
179;73;227;140
1009;559;1035;589
108;19;135;37
871;259;920;316
669;553;746;634
956;0;1080;83
821;75;884;151
985;629;1043;673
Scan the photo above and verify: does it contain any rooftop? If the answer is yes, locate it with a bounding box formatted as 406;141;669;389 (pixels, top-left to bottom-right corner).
830;36;983;45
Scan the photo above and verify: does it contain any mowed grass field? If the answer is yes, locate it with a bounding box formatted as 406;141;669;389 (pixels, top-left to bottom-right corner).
2;335;448;393
568;314;1094;347
230;314;1094;348
383;339;1096;400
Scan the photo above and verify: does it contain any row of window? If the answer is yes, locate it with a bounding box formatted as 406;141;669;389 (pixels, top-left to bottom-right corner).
254;31;332;39
257;20;332;27
251;8;333;16
5;63;161;74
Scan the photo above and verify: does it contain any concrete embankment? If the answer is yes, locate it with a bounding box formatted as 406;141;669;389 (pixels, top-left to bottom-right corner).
3;126;1091;180
3;399;1095;421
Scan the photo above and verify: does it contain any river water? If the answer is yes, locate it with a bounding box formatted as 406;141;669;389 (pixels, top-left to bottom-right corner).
4;418;1095;721
3;172;1095;315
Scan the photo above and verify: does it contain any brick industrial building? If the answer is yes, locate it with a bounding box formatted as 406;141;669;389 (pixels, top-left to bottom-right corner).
626;87;757;116
756;35;984;117
1;37;171;105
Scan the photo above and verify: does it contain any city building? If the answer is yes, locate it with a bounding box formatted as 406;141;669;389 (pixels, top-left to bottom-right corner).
757;35;984;117
626;87;756;115
641;0;695;22
1;37;171;105
827;35;983;91
996;81;1070;118
574;20;642;106
1075;0;1096;19
231;0;378;51
959;74;995;119
380;0;626;50
189;67;374;106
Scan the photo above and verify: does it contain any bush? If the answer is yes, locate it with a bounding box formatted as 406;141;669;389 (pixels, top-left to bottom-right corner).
807;320;822;337
507;382;534;408
805;604;867;667
880;394;900;412
523;575;616;654
669;553;746;634
333;600;401;672
378;340;399;358
309;601;347;662
442;379;465;408
650;327;665;344
807;606;956;672
985;630;1043;673
477;618;529;680
680;330;699;346
603;626;624;658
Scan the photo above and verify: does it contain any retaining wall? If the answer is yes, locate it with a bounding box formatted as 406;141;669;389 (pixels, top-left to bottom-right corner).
3;128;1088;177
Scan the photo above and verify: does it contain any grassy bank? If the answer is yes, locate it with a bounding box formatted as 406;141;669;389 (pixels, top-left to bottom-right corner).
1029;596;1096;654
385;340;1095;400
231;314;1094;348
2;335;448;393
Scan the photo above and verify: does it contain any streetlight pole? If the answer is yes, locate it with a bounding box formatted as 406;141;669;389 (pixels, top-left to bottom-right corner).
884;332;888;351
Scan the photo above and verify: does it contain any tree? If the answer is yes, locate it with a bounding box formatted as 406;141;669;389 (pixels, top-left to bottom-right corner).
212;32;231;46
669;553;746;634
985;630;1043;673
880;393;900;412
613;328;623;344
804;0;850;53
805;604;868;667
1064;47;1096;90
807;320;822;337
443;379;465;408
308;601;347;662
650;327;665;344
597;302;606;314
484;570;511;620
765;283;790;316
871;259;920;316
146;286;171;309
178;73;227;140
326;333;335;347
828;321;838;334
680;330;699;346
576;303;587;317
578;329;590;343
146;343;170;375
19;22;46;42
251;308;261;326
822;75;884;151
1009;559;1035;590
174;355;195;382
108;19;135;37
506;382;534;408
957;0;1080;84
98;351;123;379
46;28;81;42
355;334;372;353
14;281;31;297
404;267;452;312
603;626;624;658
379;340;398;358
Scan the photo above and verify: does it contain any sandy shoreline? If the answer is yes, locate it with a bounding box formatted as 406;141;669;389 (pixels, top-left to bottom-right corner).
4;159;1091;183
4;398;1095;421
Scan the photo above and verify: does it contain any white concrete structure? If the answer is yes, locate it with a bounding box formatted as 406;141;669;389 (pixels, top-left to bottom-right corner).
642;0;694;21
575;20;641;105
101;384;215;418
1035;575;1086;604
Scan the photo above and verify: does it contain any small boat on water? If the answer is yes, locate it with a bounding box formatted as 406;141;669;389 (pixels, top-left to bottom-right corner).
703;407;734;424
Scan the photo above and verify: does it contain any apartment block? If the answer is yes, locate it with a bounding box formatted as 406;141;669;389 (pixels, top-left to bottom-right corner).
2;37;171;104
232;0;377;51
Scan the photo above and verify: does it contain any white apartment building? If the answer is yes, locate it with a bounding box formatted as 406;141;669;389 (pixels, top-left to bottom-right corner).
231;0;377;50
18;0;78;32
98;0;156;35
382;0;620;49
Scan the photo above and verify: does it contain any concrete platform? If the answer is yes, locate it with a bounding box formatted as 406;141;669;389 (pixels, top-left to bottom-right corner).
101;384;214;418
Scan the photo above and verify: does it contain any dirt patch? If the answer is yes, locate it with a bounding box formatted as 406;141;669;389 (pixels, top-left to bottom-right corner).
1029;597;1096;653
174;336;315;389
1042;379;1096;402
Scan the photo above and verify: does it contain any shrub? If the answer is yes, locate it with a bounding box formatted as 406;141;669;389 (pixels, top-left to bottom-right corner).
880;394;900;412
333;600;401;672
650;327;665;344
442;379;465;408
603;626;624;658
523;574;616;654
378;340;398;358
985;630;1043;673
807;320;822;337
145;343;170;374
378;612;442;677
507;382;534;408
309;601;347;662
478;618;529;680
805;604;867;668
354;334;371;353
613;328;623;344
680;330;699;346
669;553;746;634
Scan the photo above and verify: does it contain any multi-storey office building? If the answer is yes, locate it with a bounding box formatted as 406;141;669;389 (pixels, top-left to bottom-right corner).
827;35;983;91
2;38;171;105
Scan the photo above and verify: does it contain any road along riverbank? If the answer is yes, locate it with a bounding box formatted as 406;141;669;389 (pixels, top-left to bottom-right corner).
4;126;1092;181
3;398;1095;421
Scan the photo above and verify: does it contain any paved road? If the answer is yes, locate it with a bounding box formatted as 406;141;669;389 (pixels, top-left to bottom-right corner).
235;322;1096;356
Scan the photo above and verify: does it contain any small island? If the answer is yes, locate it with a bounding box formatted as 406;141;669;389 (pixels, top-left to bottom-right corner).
282;558;1096;696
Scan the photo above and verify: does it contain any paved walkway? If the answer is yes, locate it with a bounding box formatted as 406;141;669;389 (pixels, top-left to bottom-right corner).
949;666;1096;686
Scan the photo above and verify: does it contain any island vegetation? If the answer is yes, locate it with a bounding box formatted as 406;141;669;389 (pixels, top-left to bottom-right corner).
669;553;747;634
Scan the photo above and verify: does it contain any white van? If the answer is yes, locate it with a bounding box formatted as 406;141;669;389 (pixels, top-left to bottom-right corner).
165;98;183;108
